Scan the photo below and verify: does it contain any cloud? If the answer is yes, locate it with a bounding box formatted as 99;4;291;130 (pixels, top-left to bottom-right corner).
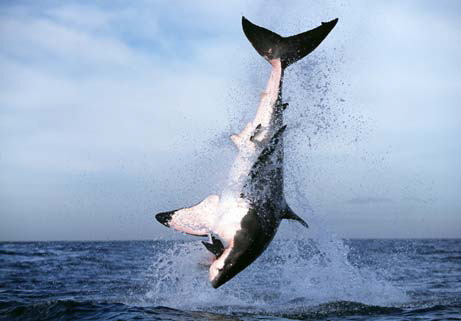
346;197;393;205
402;197;430;204
0;1;247;241
0;1;241;173
1;0;460;240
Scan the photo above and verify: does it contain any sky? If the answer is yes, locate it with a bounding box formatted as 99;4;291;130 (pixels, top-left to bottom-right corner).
0;0;460;241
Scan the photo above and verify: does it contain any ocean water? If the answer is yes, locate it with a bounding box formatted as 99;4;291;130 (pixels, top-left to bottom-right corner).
0;239;460;321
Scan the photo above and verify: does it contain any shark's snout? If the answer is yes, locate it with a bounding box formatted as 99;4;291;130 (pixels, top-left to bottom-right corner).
211;275;224;289
210;264;230;289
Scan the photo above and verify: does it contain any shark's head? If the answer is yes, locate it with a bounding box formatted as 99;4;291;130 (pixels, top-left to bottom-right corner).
209;250;234;289
210;242;253;289
209;239;253;289
209;208;274;288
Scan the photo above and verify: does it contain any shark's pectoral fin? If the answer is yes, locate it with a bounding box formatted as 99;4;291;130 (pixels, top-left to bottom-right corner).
230;134;240;146
282;205;309;229
155;195;220;236
232;122;255;148
202;235;225;257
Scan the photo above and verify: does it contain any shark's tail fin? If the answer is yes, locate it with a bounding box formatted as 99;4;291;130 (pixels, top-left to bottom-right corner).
242;16;338;68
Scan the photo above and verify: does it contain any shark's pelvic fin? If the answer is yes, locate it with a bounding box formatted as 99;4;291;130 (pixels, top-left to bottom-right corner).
242;16;338;68
282;205;309;229
155;195;220;236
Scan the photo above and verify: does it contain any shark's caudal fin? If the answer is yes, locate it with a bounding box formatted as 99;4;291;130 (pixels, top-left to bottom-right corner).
242;16;338;68
155;195;220;236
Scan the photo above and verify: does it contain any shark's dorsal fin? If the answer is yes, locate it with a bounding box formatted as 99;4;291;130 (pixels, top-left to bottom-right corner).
155;195;220;236
282;205;309;229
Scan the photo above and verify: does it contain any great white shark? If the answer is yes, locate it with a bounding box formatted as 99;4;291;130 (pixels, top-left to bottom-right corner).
155;16;338;288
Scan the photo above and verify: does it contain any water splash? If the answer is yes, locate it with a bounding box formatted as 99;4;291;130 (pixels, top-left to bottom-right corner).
142;233;407;314
143;0;407;313
144;179;408;310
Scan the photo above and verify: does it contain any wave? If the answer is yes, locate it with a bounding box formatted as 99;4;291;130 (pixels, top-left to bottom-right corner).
0;300;252;321
267;300;402;319
0;250;51;257
3;299;459;321
0;300;138;321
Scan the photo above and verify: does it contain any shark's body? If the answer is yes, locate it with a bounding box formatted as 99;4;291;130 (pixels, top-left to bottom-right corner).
155;17;338;288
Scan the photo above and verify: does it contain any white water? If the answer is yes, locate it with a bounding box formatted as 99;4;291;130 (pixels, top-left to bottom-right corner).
143;233;407;313
144;172;408;311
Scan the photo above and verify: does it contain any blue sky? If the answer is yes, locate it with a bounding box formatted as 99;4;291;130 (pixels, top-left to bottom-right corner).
0;1;460;240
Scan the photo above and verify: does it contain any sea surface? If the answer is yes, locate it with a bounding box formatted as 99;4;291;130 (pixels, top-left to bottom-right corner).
0;239;460;321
